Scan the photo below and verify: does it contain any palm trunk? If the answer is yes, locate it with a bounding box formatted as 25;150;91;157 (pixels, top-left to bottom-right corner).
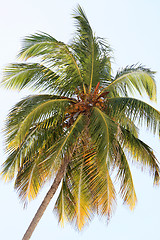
22;158;70;240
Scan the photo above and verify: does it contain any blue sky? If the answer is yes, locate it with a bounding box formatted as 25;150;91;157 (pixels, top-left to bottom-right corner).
0;0;160;239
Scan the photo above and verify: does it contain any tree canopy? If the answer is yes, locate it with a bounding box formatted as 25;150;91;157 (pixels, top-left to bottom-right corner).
1;5;160;237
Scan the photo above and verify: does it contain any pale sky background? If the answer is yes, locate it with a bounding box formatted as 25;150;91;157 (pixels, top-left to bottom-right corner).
0;0;160;239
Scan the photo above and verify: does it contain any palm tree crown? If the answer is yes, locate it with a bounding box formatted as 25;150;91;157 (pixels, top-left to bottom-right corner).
1;5;160;237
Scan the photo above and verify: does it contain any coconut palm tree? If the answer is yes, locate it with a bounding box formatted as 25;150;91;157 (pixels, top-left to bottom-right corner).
1;5;160;240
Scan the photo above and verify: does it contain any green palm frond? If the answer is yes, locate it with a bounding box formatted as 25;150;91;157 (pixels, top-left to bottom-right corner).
101;168;116;218
88;157;116;220
2;63;59;92
11;98;71;148
38;114;86;178
2;125;62;182
18;31;58;59
120;127;160;185
54;179;75;226
1;150;19;181
67;140;116;222
2;133;51;201
4;114;85;203
72;5;93;57
14;156;44;202
4;94;65;150
72;5;112;91
54;135;96;229
113;142;137;210
73;5;96;92
116;116;139;137
2;96;70;181
105;65;156;100
18;32;86;95
107;97;160;136
90;107;117;164
71;160;91;230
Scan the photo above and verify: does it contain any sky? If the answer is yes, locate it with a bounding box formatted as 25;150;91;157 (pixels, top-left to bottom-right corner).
0;0;160;239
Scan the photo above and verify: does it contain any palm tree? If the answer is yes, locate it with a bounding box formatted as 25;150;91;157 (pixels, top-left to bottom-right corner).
1;5;160;240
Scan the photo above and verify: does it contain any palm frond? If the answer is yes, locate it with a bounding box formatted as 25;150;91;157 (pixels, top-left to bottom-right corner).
4;114;85;203
54;133;96;229
72;5;95;92
101;168;116;218
14;156;45;202
72;5;93;56
18;32;86;95
2;96;69;182
71;160;91;230
4;94;64;149
38;114;86;178
72;5;112;91
11;98;71;148
90;107;117;164
2;63;60;93
18;31;58;59
107;97;160;136
113;141;137;210
120;127;160;185
2;124;63;182
104;65;156;100
89;158;116;220
54;179;75;226
1;150;19;181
